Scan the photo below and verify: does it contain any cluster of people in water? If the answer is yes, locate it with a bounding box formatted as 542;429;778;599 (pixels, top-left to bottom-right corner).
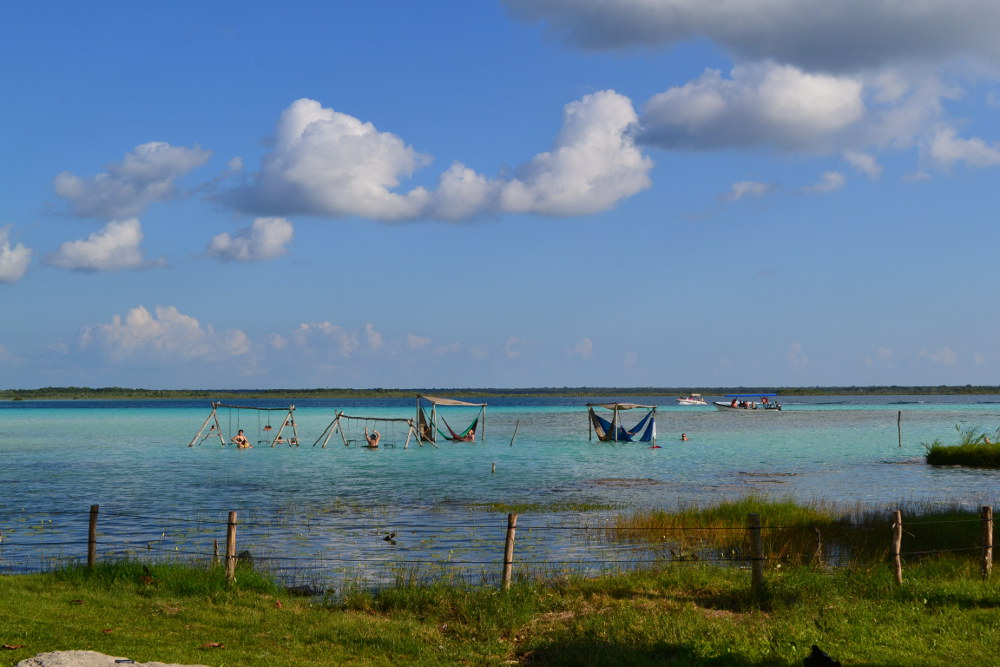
224;427;297;448
729;397;781;410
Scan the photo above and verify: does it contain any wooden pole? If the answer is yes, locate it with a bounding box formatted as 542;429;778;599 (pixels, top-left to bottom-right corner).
225;511;238;583
892;510;903;585
509;419;520;447
897;410;902;448
502;513;518;590
87;504;99;569
982;506;993;580
748;513;765;596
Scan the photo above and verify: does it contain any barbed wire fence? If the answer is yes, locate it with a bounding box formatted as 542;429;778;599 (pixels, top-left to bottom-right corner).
0;505;994;593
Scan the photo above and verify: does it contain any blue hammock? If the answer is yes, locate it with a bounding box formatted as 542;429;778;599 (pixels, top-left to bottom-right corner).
589;407;656;442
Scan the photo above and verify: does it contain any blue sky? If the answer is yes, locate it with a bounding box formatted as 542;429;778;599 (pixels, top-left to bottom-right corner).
3;1;1000;390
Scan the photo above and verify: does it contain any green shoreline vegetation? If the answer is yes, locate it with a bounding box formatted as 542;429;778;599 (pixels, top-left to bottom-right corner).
4;499;1000;665
924;426;1000;468
4;384;1000;400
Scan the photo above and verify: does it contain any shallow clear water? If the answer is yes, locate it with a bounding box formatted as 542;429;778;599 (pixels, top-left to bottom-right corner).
2;395;999;583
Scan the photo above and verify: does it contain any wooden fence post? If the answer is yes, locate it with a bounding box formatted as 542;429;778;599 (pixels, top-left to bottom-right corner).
748;513;765;596
892;510;903;585
502;513;517;590
87;504;99;569
982;506;993;580
225;511;237;583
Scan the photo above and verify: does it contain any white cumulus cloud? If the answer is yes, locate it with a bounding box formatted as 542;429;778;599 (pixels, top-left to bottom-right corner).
928;127;1000;169
225;98;431;220
0;225;32;284
45;219;163;272
639;63;864;151
206;217;293;262
496;90;653;216
54;142;211;219
79;305;250;362
226;93;652;222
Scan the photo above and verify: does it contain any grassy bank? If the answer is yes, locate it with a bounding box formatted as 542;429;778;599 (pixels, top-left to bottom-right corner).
2;557;1000;666
609;496;988;566
925;426;1000;467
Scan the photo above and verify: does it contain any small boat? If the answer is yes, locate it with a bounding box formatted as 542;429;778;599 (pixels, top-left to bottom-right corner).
676;393;708;406
714;393;782;412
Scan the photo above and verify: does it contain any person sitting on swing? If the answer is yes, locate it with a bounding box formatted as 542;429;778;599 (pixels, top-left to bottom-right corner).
365;427;380;448
231;429;251;448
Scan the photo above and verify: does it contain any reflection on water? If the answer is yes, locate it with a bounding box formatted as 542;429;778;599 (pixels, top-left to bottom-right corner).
2;395;1000;584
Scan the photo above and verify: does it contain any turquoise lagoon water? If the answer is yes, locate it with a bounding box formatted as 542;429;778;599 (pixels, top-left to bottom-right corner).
2;395;1000;582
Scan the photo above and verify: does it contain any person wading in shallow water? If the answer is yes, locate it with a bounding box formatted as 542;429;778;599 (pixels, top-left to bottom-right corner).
231;429;251;448
365;428;380;448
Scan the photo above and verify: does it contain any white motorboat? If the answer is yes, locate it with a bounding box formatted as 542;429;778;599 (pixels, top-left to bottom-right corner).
713;393;782;412
676;394;708;406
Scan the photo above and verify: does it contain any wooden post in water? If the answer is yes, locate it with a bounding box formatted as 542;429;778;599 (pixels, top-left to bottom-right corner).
748;513;765;596
225;511;238;584
87;504;99;569
897;411;902;448
892;510;903;585
982;506;993;580
502;513;518;590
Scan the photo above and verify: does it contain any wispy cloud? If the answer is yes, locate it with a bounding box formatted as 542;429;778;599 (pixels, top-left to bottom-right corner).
802;171;845;194
54;142;211;219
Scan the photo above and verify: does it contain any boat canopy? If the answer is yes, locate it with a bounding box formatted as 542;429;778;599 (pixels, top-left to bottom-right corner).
724;393;777;398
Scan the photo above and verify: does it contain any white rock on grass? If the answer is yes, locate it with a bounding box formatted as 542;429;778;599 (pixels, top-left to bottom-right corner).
15;650;209;667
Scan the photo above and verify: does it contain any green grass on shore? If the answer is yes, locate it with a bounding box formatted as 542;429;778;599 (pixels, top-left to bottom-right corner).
925;426;1000;467
610;496;991;566
3;557;1000;666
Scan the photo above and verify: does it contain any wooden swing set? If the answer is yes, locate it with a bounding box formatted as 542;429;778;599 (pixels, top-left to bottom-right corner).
188;402;299;447
312;411;427;449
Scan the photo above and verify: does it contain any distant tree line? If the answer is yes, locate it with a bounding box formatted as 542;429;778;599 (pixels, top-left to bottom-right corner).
2;385;1000;401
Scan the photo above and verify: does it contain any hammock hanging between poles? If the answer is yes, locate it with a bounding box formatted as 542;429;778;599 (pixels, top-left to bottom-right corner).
415;395;487;444
441;416;478;441
587;403;657;443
